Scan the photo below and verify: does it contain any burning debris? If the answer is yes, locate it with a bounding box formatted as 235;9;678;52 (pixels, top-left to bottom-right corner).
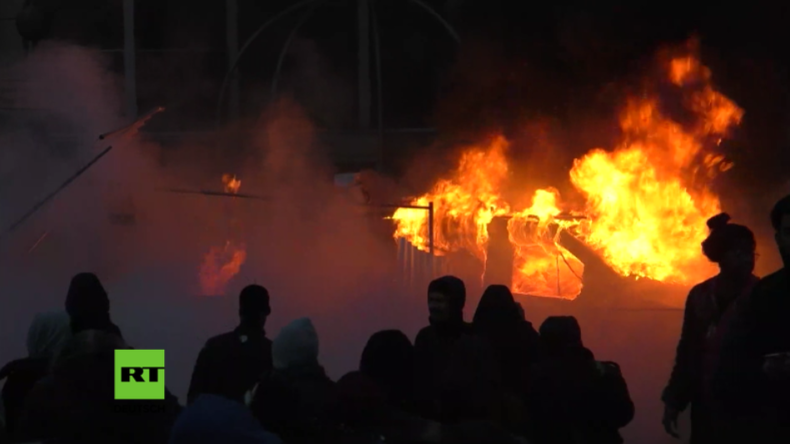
198;174;248;296
393;50;743;301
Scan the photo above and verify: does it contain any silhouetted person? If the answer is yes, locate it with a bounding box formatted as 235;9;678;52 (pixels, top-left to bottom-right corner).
188;284;273;404
413;275;473;418
15;330;181;444
714;195;790;444
65;272;123;337
0;310;70;436
359;330;417;413
662;213;759;443
438;334;524;444
250;317;339;444
169;394;283;444
526;316;634;444
473;285;541;401
336;371;440;444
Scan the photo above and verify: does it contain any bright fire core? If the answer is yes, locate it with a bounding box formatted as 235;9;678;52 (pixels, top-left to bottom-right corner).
392;51;743;300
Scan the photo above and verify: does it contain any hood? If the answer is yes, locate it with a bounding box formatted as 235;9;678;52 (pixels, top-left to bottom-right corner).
473;285;521;329
27;309;71;359
359;330;414;395
272;317;319;371
170;394;283;444
65;272;110;317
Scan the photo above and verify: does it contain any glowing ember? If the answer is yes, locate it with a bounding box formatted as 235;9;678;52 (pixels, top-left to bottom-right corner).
222;174;241;193
199;174;247;295
392;48;743;300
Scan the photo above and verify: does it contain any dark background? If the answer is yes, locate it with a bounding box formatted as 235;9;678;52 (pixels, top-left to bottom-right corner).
10;0;790;194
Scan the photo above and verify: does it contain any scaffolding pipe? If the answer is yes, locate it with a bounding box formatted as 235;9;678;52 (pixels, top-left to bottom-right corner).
357;0;371;129
370;0;384;171
428;201;435;279
122;0;138;120
216;0;322;126
226;0;240;121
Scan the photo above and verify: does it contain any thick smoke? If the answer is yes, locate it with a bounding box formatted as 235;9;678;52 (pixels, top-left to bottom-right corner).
0;43;425;402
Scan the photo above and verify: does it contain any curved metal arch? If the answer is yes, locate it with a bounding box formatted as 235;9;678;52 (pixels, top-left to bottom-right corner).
408;0;461;43
270;1;329;103
215;0;324;126
216;0;462;127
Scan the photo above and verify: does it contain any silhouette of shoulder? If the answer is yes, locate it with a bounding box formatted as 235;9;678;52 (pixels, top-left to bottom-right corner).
752;269;787;296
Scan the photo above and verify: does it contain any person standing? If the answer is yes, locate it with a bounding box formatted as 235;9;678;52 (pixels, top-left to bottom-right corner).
188;284;273;404
713;195;790;444
662;213;759;443
413;276;474;419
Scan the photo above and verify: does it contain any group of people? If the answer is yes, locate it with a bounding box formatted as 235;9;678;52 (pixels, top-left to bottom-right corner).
0;274;635;444
0;193;787;444
661;194;790;444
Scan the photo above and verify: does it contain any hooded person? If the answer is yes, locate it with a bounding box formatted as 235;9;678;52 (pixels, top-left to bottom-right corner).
662;213;759;444
713;195;790;444
336;371;441;444
359;330;417;412
437;334;525;444
526;316;634;444
65;272;123;337
188;284;273;404
413;276;473;419
249;317;339;444
15;330;181;444
0;310;71;436
169;394;282;444
472;285;541;399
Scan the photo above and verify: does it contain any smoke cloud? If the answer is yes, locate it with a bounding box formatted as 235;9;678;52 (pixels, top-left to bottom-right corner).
0;43;423;403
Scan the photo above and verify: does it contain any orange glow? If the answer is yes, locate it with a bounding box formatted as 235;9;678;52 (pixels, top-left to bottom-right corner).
392;49;743;300
199;174;247;295
222;174;241;194
199;240;247;295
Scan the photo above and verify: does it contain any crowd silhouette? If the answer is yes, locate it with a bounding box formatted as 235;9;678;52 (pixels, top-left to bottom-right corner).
0;193;789;444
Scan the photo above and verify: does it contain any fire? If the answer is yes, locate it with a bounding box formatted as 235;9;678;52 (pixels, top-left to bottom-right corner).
392;48;743;300
392;136;511;262
222;174;241;193
199;174;247;295
509;189;585;299
391;138;581;299
199;241;247;295
569;54;742;285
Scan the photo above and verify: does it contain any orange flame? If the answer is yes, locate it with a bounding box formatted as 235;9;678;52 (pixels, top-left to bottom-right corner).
199;240;247;295
569;55;743;285
222;174;241;194
392;50;743;300
199;174;247;295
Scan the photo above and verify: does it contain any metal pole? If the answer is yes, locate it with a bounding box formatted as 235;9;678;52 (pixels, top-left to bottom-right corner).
226;0;240;121
370;0;384;171
428;201;435;279
428;202;434;255
357;0;371;129
123;0;138;121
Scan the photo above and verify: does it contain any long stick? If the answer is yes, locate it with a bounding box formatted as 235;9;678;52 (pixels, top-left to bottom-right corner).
99;106;165;140
2;146;114;237
159;188;270;201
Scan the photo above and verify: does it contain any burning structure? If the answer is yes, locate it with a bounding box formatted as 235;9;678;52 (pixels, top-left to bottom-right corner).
392;46;743;302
